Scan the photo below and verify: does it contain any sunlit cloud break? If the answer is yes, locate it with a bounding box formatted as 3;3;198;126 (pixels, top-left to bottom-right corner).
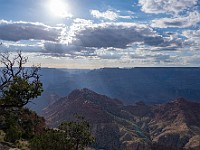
0;0;199;68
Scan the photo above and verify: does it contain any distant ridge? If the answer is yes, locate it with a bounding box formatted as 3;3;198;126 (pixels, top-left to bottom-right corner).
43;88;200;150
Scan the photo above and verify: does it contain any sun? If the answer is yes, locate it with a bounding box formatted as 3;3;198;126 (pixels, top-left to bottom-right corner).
48;0;72;18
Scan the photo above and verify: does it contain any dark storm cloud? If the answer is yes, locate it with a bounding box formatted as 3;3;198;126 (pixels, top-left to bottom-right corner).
68;21;165;49
0;20;61;42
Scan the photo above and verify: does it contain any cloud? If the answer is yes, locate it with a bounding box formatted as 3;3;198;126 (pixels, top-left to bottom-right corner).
186;55;200;65
139;0;197;14
133;31;184;52
152;54;172;63
90;10;133;21
90;10;119;21
182;29;200;50
43;41;96;58
124;51;180;65
67;20;164;49
42;19;184;59
0;20;62;42
183;29;200;42
151;11;200;28
0;40;44;53
0;18;186;64
94;48;124;59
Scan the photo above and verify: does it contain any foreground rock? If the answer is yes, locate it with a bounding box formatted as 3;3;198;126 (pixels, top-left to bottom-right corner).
0;142;19;150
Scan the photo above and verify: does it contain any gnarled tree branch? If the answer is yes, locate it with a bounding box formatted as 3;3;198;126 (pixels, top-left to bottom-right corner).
0;51;43;109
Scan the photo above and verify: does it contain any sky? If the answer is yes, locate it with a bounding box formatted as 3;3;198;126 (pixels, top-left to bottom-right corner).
0;0;199;68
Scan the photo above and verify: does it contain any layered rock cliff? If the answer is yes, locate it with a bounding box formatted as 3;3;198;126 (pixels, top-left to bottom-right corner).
43;89;200;150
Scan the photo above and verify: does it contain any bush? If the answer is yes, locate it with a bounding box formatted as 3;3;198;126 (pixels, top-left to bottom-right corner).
30;116;94;150
0;130;6;142
5;125;22;143
30;129;73;150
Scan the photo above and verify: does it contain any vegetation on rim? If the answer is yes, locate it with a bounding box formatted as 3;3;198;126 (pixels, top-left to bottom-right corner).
0;51;94;150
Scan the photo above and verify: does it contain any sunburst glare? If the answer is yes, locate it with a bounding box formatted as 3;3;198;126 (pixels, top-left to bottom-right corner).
48;0;72;18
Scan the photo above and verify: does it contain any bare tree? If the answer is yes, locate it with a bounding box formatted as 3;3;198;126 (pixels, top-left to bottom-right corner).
0;51;43;109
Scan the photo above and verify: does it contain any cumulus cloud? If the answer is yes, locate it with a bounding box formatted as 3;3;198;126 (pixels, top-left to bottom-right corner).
183;29;200;42
90;10;119;20
139;0;197;14
94;48;124;59
42;19;185;59
43;42;96;58
182;29;200;50
90;10;133;20
0;40;44;53
67;20;164;49
0;18;186;64
151;11;200;28
0;20;62;42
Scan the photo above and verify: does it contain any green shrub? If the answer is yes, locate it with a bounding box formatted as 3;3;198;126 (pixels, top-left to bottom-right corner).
5;125;22;143
0;130;5;142
30;116;94;150
30;129;73;150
